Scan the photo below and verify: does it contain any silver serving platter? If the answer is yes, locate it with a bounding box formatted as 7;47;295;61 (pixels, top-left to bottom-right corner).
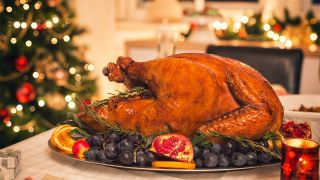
48;140;280;173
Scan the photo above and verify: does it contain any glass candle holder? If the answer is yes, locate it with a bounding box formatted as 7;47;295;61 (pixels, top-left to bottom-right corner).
281;138;319;180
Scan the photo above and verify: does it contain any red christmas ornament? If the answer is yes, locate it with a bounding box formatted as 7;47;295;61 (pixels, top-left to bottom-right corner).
36;23;46;31
0;108;9;120
16;82;36;104
15;56;28;71
0;108;11;124
273;23;282;33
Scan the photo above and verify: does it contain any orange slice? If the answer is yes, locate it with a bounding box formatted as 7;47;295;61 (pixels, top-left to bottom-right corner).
50;125;76;154
50;124;71;146
152;161;196;169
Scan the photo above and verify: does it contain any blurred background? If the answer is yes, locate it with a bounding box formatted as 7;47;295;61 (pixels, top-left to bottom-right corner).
0;0;320;147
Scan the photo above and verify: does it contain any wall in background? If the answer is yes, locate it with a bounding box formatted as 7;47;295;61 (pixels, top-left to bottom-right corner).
73;0;125;98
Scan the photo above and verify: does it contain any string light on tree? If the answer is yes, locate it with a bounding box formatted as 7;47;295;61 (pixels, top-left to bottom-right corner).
21;22;27;29
45;21;53;28
31;22;37;29
23;4;29;10
75;74;81;82
10;107;17;114
13;21;20;28
16;104;23;112
5;121;12;127
32;72;39;79
38;99;45;107
68;101;76;109
51;38;58;44
13;126;20;133
52;16;59;24
65;95;72;102
25;40;32;47
63;35;70;42
34;1;42;9
69;67;76;74
10;38;17;44
6;6;12;13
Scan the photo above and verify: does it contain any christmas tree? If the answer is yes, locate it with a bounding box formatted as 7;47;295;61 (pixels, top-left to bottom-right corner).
0;0;97;147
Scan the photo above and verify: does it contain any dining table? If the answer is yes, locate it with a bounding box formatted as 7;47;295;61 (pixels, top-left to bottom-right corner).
1;129;284;180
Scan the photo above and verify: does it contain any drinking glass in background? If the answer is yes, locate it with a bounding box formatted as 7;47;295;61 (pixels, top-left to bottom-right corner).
156;19;176;58
281;138;319;180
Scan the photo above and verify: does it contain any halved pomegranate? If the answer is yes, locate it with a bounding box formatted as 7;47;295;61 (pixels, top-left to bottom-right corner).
150;133;194;163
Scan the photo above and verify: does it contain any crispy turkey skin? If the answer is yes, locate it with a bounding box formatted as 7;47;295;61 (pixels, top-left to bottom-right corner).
80;53;283;140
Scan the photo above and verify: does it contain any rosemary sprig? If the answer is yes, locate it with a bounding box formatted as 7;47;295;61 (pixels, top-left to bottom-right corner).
208;131;281;159
73;94;132;135
91;87;149;107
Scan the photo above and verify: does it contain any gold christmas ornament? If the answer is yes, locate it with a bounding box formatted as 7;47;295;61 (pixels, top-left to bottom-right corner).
45;92;66;110
44;61;68;86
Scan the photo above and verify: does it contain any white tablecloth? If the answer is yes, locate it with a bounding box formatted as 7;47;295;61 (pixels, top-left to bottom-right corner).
2;129;282;180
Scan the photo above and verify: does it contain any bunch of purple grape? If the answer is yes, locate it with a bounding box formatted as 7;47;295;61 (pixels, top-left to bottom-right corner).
85;132;157;166
193;139;273;168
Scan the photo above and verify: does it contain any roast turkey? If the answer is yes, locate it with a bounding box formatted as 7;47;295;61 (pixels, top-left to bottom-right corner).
80;53;283;140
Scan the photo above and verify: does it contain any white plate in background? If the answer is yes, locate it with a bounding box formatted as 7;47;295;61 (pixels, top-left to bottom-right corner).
279;95;320;143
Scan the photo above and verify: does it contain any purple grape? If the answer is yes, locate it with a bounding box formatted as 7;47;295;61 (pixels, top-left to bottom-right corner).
218;154;230;167
258;153;272;163
231;152;247;167
85;149;97;161
204;153;218;168
91;134;104;146
195;158;204;168
96;150;107;162
222;140;236;155
210;143;221;154
136;155;147;166
105;143;118;159
246;151;258;165
107;132;121;143
193;145;201;158
202;148;210;158
128;133;142;144
145;151;157;164
118;151;134;165
119;139;134;152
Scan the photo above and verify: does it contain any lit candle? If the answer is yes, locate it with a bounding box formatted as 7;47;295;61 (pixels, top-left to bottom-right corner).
281;139;319;180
